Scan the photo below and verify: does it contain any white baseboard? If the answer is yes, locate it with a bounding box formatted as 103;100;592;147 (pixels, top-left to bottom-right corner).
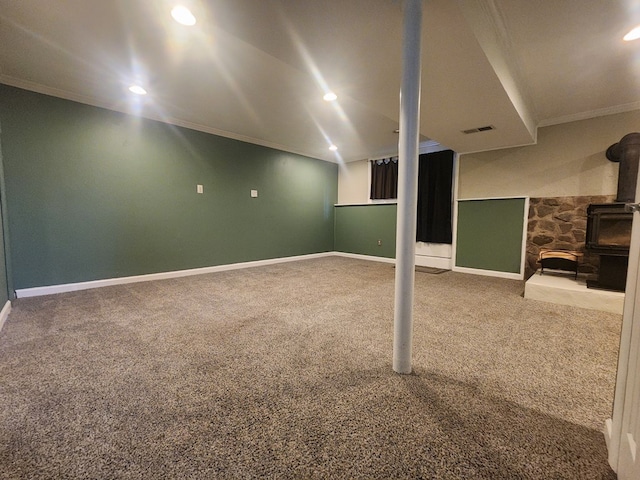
15;252;335;298
0;300;11;332
452;266;523;281
331;252;396;264
14;252;524;299
332;252;454;270
415;255;452;270
604;418;613;449
604;418;619;472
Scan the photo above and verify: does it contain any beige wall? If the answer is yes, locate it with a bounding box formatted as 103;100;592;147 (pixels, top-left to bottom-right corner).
337;159;369;204
457;110;640;199
338;110;640;204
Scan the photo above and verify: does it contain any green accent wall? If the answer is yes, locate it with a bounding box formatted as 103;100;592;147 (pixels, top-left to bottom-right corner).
334;204;397;258
0;85;338;289
455;198;525;274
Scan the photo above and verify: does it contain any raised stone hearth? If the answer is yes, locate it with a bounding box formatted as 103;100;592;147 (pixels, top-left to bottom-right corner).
525;271;624;314
526;195;616;279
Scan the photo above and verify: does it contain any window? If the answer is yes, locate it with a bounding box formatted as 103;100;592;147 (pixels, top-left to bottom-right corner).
369;150;454;244
370;157;398;200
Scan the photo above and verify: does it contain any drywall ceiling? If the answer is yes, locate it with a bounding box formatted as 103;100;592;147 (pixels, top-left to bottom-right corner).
0;0;639;162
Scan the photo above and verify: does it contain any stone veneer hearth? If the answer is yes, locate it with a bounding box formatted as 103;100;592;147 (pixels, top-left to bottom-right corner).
526;195;616;279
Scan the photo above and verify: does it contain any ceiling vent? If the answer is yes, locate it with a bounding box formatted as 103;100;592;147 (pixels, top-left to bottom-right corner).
462;125;495;134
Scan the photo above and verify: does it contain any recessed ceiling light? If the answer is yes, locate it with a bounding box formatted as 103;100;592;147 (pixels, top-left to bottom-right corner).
171;5;196;26
329;144;338;151
624;25;640;41
128;85;147;95
323;92;337;102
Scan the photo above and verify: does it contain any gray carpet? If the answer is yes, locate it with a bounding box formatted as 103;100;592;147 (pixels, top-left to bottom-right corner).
0;256;620;479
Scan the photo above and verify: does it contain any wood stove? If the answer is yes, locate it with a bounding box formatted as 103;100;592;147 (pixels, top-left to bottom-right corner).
584;132;640;291
586;203;632;291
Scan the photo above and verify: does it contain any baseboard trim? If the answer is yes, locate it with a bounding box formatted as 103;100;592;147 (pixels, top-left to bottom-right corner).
452;266;523;281
415;255;452;270
15;253;524;299
0;300;11;332
604;418;613;448
15;252;335;298
604;418;618;472
331;252;396;264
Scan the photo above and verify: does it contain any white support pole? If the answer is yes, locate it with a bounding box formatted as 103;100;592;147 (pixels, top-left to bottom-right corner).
393;0;422;374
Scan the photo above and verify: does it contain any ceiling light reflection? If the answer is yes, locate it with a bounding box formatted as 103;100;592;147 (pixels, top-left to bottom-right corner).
171;5;196;26
128;85;147;95
624;26;640;41
323;92;337;102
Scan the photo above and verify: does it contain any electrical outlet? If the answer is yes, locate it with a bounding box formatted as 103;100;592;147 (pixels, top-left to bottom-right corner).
377;239;382;246
197;184;203;194
251;189;258;198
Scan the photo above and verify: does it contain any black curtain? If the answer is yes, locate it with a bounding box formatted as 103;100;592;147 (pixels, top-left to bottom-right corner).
370;158;398;199
416;150;454;244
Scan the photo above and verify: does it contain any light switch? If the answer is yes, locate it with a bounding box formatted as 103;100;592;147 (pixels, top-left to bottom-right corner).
197;184;203;194
251;189;258;198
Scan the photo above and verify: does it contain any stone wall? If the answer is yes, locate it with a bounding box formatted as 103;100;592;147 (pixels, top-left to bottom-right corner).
526;195;616;278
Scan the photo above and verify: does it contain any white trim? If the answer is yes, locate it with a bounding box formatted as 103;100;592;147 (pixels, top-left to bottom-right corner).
15;252;334;298
451;152;461;270
457;195;528;202
452;266;523;281
13;246;528;300
331;251;396;264
605;418;614;450
538;101;640;128
521;196;530;278
456;138;538;156
0;300;11;332
415;255;452;269
367;157;373;203
334;251;453;269
334;202;397;207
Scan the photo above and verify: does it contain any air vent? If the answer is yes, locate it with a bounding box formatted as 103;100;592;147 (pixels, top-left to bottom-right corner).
462;125;495;134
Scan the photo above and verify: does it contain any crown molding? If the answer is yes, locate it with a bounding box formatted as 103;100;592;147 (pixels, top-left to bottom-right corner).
537;101;640;128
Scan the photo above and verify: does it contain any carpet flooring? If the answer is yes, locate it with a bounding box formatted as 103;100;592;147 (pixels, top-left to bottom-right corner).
0;256;621;479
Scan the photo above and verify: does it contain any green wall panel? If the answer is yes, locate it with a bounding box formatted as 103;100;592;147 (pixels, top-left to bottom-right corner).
334;204;397;258
455;198;525;274
0;85;338;289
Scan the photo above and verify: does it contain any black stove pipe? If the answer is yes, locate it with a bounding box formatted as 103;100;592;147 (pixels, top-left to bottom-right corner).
606;132;640;203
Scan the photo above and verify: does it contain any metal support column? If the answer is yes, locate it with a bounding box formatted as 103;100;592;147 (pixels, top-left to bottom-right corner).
393;0;422;374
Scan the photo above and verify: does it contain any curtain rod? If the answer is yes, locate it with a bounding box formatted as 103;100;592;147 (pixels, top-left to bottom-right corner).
369;154;399;162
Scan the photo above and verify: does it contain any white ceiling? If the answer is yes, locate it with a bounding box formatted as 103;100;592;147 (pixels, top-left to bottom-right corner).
1;0;639;162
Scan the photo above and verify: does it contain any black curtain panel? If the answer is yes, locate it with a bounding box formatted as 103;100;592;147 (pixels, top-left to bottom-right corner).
416;150;454;244
370;158;398;199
